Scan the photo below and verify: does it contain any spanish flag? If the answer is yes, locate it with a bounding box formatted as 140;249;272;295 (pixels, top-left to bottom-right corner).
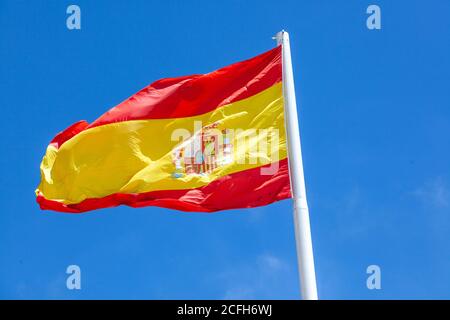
36;46;291;213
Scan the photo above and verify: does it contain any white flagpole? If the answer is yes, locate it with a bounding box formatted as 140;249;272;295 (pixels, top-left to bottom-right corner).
275;30;318;300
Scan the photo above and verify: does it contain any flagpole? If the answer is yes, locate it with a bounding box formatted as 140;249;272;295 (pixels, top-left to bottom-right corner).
275;30;318;300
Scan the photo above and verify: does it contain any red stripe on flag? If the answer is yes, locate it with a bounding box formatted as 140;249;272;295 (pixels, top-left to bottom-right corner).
50;46;281;149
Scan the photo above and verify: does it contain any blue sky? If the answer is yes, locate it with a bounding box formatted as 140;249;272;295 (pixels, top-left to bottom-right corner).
0;0;449;299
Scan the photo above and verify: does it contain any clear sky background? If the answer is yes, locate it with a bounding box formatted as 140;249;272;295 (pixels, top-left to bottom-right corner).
0;0;449;299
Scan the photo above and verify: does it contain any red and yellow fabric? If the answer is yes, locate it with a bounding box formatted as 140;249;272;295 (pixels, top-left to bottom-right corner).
36;46;291;213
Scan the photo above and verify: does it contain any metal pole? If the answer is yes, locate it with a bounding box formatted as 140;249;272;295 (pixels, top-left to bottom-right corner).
275;30;318;300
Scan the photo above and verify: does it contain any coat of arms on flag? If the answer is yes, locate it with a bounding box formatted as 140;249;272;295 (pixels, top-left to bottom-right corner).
172;123;233;178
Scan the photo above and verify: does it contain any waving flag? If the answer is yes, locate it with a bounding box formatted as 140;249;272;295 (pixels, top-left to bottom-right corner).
36;46;291;213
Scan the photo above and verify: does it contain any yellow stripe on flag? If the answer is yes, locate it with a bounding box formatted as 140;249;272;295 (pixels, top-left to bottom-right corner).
38;83;286;204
